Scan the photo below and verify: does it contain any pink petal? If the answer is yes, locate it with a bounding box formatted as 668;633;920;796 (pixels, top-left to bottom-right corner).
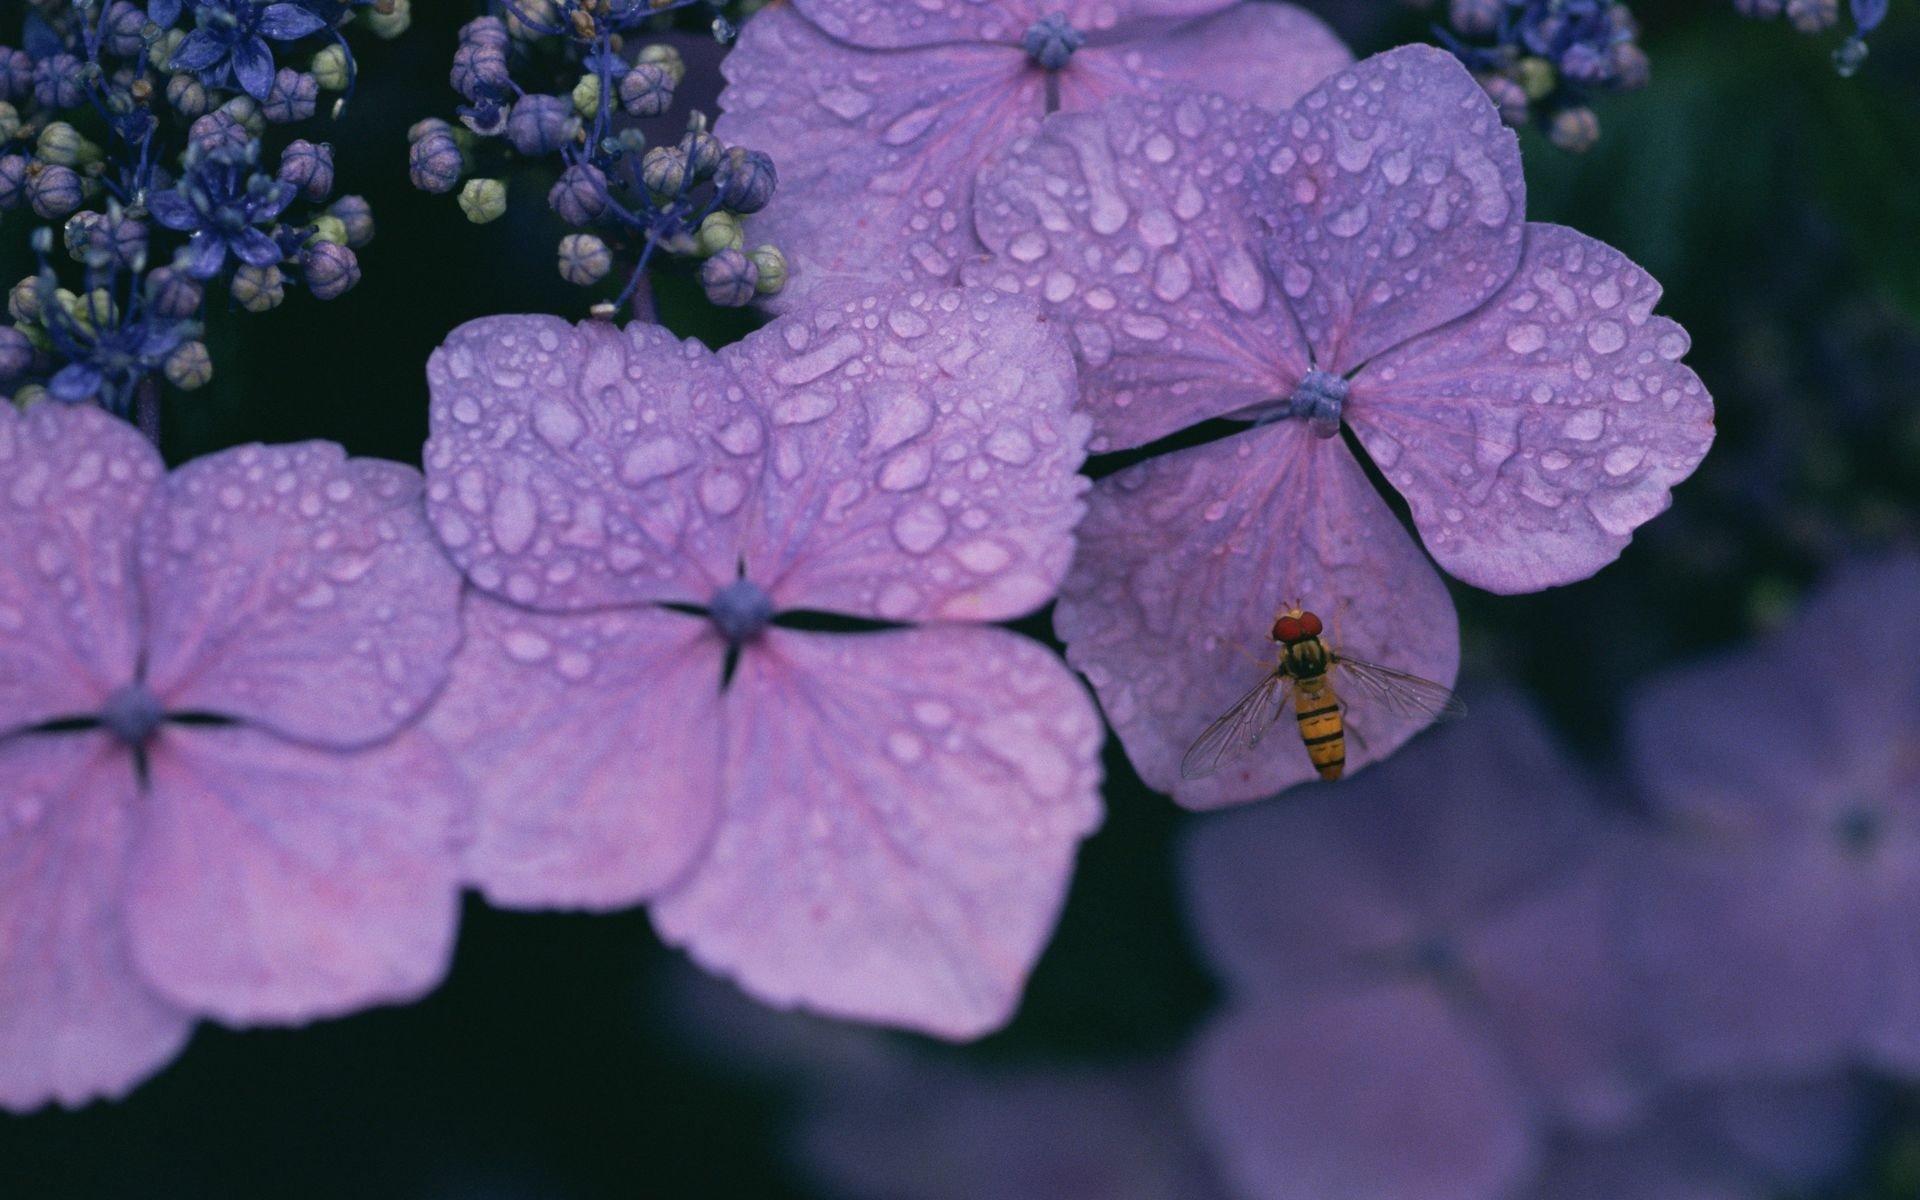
1351;224;1714;593
138;443;461;748
427;594;725;909
0;403;158;732
424;315;745;610
653;625;1103;1039
1188;988;1536;1200
1064;4;1351;114
968;94;1308;452
1253;46;1525;375
724;287;1089;622
124;725;463;1024
0;733;192;1111
717;7;1038;308
790;0;1240;48
1055;419;1457;808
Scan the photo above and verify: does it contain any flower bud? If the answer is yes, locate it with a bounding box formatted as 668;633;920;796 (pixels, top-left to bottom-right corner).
640;146;689;195
0;326;31;381
1515;56;1556;101
700;249;758;307
0;102;17;143
618;63;674;117
557;233;611;285
459;177;508;224
680;131;723;179
572;73;602;119
547;163;607;226
9;277;42;324
506;94;577;156
35;55;85;109
164;341;214;390
714;148;776;214
306;214;349;246
220;94;266;136
1734;0;1785;13
695;211;744;257
146;267;204;318
330;195;375;247
452;40;510;102
231;263;286;313
312;44;351;91
0;49;31;102
409;128;465;194
637;43;685;87
461;16;510;49
302;242;361;300
278;139;335;201
102;2;148;57
1479;74;1529;128
263;69;319;124
166;72;210;118
1547;105;1600;153
0;155;26;210
1785;0;1838;31
188;110;251;158
36;122;99;168
1448;0;1503;36
148;29;184;72
368;0;411;38
748;244;787;296
28;164;85;220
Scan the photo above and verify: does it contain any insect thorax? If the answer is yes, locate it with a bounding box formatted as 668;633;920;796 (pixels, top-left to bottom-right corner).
1281;637;1332;680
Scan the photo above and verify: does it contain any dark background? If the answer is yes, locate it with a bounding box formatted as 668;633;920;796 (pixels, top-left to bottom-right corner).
4;0;1918;1195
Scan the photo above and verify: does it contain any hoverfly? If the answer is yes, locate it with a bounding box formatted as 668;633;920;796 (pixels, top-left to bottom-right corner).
1180;605;1464;782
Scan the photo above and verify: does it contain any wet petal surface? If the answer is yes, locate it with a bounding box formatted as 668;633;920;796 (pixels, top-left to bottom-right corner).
1062;4;1350;115
653;625;1103;1039
1056;420;1457;807
1353;224;1714;593
724;287;1089;622
791;0;1239;49
0;733;190;1111
125;725;463;1024
425;317;747;611
969;94;1307;451
1252;46;1525;375
0;404;158;732
138;443;461;748
428;595;725;910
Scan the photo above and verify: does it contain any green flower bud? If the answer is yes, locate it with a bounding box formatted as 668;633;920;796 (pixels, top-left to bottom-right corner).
557;233;612;286
459;178;508;224
230;264;286;313
312;44;351;91
148;29;185;72
307;214;350;246
748;244;787;296
0;102;19;144
695;211;744;257
8;278;41;325
68;289;118;334
368;0;412;38
571;74;601;120
37;122;100;168
637;43;686;88
164;341;214;390
221;95;266;136
1515;56;1556;101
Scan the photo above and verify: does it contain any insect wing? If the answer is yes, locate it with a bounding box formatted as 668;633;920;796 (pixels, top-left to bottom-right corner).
1332;656;1466;723
1181;671;1293;780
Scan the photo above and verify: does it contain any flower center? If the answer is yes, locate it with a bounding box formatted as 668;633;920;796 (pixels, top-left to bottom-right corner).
710;578;773;645
1290;369;1348;439
1834;801;1884;856
100;683;165;746
1409;933;1460;978
1023;13;1084;70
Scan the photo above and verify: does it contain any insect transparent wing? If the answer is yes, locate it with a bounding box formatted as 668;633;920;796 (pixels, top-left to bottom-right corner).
1181;672;1293;780
1331;655;1466;723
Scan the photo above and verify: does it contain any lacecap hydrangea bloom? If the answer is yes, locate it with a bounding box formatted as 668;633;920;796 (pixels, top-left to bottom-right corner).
1623;552;1920;1082
968;45;1715;805
0;403;465;1111
1182;693;1647;1200
422;287;1103;1038
716;0;1351;307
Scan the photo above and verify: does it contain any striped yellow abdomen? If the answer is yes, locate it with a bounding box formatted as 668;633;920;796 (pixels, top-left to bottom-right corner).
1293;676;1345;781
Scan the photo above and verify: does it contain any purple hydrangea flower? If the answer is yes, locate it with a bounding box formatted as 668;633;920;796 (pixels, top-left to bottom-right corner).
716;0;1352;308
1182;692;1648;1200
169;0;330;101
421;287;1104;1038
0;403;466;1111
967;46;1715;805
147;142;298;279
1622;552;1920;1081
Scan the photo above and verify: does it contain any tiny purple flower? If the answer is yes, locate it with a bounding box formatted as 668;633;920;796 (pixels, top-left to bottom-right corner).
967;47;1714;805
1622;552;1920;1081
147;143;297;279
421;288;1103;1039
170;0;330;101
717;0;1353;307
0;404;466;1111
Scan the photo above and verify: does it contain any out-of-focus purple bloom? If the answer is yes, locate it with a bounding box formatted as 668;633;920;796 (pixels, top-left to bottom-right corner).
1183;692;1649;1200
0;327;32;381
717;0;1352;307
0;404;466;1112
967;47;1714;805
1624;552;1920;1081
169;0;329;100
147;143;296;278
421;288;1103;1039
505;93;578;157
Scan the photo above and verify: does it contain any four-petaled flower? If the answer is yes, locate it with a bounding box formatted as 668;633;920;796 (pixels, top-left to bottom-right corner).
421;287;1104;1038
167;0;331;101
0;404;466;1111
147;142;297;279
967;46;1714;806
716;0;1351;307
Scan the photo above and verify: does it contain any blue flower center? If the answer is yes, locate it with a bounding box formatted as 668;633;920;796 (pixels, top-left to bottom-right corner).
1290;369;1348;439
101;683;165;745
1023;13;1084;70
710;578;773;645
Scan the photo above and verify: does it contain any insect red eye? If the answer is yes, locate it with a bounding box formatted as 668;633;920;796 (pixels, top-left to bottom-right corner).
1298;611;1323;637
1273;616;1304;642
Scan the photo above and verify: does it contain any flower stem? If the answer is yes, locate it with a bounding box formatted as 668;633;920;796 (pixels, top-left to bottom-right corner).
135;377;161;447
